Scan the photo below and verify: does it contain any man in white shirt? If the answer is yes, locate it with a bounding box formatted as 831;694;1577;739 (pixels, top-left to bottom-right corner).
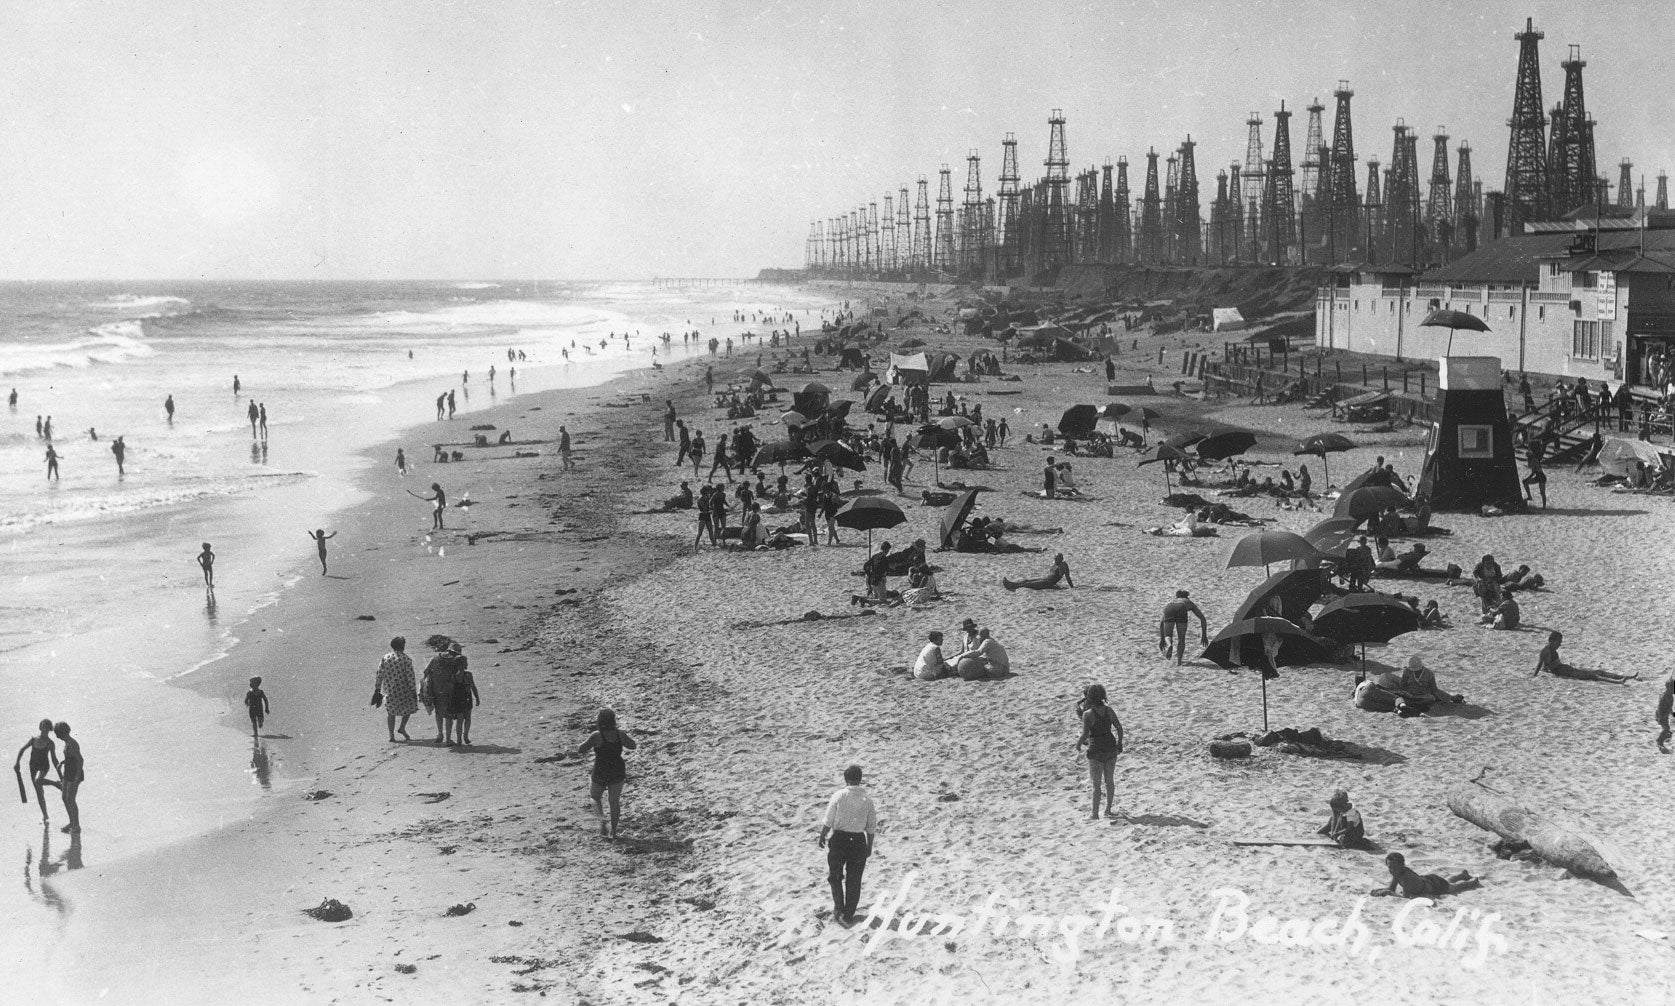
912;631;950;680
817;764;877;925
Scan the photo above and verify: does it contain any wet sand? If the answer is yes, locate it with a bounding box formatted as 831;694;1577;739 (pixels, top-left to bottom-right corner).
36;299;1675;1004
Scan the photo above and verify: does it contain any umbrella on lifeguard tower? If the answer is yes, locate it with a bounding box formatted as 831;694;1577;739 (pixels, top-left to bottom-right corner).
1419;308;1491;357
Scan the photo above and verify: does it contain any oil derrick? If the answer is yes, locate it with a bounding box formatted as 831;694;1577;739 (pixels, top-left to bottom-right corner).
897;187;911;271
1386;125;1422;267
1042;109;1073;270
1163;153;1180;263
1073;169;1097;262
1229;163;1244;263
1097;161;1116;263
914;177;932;271
1138;148;1163;263
1326;81;1362;260
1301;99;1326;205
1658;172;1669;211
882;196;896;273
1211;169;1230;263
1268;104;1296;264
1242;113;1266;258
1617;159;1634;208
1503;17;1549;232
865;203;878;273
961;150;985;276
1547;44;1597;218
826;217;837;271
1017;184;1037;269
1114;157;1132;262
997;134;1022;277
1176;138;1201;265
1545;101;1570;218
1363;159;1382;262
934;166;956;274
1454;143;1478;253
1427;129;1453;257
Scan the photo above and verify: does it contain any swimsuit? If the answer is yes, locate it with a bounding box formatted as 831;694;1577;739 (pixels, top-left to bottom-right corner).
1084;706;1119;762
592;733;626;786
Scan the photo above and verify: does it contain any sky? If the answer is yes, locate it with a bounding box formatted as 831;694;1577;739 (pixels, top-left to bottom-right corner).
0;0;1670;281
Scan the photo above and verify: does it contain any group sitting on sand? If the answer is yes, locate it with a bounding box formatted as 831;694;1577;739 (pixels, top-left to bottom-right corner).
1353;656;1464;716
911;622;1011;681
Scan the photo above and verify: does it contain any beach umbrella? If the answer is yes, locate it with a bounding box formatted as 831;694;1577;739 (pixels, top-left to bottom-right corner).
914;424;962;483
863;383;891;413
748;368;774;388
1313;592;1422;678
1295;432;1356;485
1302;517;1360;558
1196;431;1258;461
1597;438;1666;479
808;439;867;472
850;372;878;391
1058;404;1100;438
752;441;805;467
1137;407;1163;422
1235;567;1335;622
778;410;807;426
939;488;980;548
1201;616;1333;731
1333;485;1410;521
1163;431;1205;451
1419;308;1491;357
938;415;975;430
898;337;927;349
1225;529;1320;575
798;381;832;398
1101;403;1132;419
1138;442;1192;493
836;496;907;551
826;400;855;419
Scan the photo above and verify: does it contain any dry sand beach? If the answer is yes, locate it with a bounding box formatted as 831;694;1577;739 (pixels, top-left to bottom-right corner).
29;286;1675;1005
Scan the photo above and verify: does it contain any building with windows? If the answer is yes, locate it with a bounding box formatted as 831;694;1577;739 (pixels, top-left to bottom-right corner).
1315;209;1675;386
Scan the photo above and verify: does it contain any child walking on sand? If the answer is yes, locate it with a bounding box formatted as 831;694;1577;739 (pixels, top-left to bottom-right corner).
14;720;62;821
245;677;270;737
307;528;338;575
452;658;480;745
578;708;637;840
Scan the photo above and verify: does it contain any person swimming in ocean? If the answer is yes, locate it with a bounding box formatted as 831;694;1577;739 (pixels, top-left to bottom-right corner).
307;528;338;575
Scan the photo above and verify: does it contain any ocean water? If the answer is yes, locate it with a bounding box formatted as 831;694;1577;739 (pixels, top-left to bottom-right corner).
0;279;828;969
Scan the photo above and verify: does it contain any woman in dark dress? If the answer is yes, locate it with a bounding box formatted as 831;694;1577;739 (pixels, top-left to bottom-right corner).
578;708;638;840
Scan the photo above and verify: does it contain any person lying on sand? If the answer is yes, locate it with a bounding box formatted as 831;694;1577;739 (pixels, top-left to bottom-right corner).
1145;511;1218;537
1533;631;1637;683
1371;853;1480;898
1003;553;1073;591
1317;789;1370;850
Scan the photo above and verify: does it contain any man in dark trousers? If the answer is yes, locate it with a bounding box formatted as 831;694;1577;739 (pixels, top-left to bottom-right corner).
862;541;892;602
817;764;877;926
1043;456;1057;499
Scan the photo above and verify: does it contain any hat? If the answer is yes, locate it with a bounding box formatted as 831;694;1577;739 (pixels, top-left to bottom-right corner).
960;618;977;629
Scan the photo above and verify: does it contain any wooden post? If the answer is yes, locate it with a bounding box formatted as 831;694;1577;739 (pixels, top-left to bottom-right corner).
1382;367;1389;391
1361;364;1367;385
1403;370;1410;393
1335;361;1341;382
1420;372;1427;396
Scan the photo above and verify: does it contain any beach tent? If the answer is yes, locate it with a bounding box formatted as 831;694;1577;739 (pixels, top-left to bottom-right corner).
1049;339;1098;362
926;352;962;381
1597;438;1667;479
1212;307;1247;332
1016;324;1075;349
889;352;930;387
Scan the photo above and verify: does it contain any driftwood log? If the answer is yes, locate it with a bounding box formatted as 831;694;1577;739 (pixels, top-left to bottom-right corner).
1447;787;1615;879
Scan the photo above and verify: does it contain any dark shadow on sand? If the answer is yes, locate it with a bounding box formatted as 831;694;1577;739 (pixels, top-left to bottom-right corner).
449;743;522;755
1532;506;1651;518
1426;702;1495;720
1111;811;1209;829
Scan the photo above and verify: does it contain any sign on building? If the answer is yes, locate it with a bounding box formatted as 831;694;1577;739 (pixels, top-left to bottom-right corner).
1597;271;1617;321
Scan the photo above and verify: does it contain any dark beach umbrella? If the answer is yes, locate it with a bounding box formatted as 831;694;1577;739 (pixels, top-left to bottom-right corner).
1196;431;1258;461
1164;432;1205;451
1101;403;1132;419
1225;529;1320;575
1303;517;1360;558
914;424;962;483
808;439;866;472
1201;616;1333;730
1295;432;1356;485
1235;567;1334;622
1138;442;1192;493
1137;407;1163;422
1313;592;1422;677
1420;308;1491;357
939;488;980;548
1059;404;1100;438
864;384;891;412
938;415;975;430
1333;485;1410;521
751;441;805;467
850;372;878;392
799;381;832;397
837;495;908;551
826;400;854;419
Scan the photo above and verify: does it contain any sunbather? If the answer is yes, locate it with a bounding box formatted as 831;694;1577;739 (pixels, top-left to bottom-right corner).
1371;853;1480;898
1002;553;1074;591
1534;631;1636;683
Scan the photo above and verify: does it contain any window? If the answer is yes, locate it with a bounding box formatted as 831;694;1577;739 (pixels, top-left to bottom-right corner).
1538;306;1546;320
1548;262;1563;278
1508;306;1516;319
1580;272;1597;290
1457;425;1494;458
1572;320;1603;359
